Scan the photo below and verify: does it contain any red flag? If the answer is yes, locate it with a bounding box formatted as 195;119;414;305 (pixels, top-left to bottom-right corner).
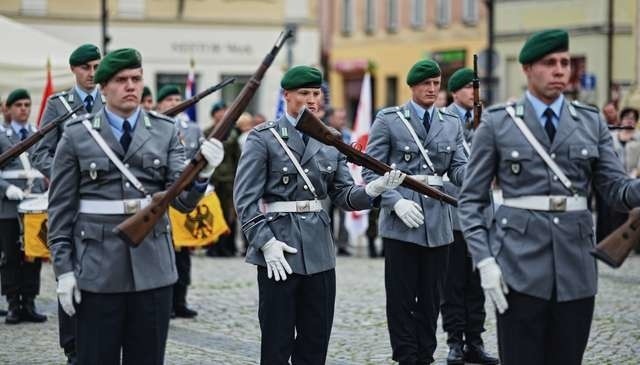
36;58;54;127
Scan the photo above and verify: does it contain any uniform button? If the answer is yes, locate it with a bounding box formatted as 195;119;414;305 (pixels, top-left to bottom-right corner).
304;168;309;173
501;218;508;225
426;150;430;155
268;217;273;221
581;148;588;156
166;224;171;230
390;163;397;169
446;146;451;151
125;182;131;188
153;159;160;166
301;216;307;220
550;153;556;159
327;166;332;171
283;167;288;172
422;164;428;169
124;163;130;168
80;230;85;237
552;175;558;181
303;185;308;190
511;150;519;159
89;162;96;169
404;146;410;151
553;217;560;225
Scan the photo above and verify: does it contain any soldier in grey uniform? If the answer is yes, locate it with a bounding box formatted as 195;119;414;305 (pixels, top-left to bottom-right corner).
441;68;498;365
47;48;224;364
362;59;467;365
31;43;102;365
33;44;103;177
141;86;153;112
156;84;203;318
234;65;405;365
0;89;48;325
458;29;640;365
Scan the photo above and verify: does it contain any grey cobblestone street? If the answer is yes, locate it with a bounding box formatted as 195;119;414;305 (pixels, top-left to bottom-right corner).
1;254;639;364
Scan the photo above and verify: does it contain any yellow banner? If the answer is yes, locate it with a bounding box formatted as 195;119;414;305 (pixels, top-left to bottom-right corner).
169;192;230;248
23;212;50;259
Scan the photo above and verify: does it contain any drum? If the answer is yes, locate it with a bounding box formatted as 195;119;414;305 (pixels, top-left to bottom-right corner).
18;193;50;259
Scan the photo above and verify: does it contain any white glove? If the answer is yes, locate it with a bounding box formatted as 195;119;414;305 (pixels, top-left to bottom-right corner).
365;170;406;197
477;257;509;314
393;198;424;228
5;185;24;200
56;272;81;317
261;238;298;282
198;138;225;179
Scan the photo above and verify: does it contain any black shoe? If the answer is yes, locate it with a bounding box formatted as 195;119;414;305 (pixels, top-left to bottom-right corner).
5;296;21;324
446;332;465;365
337;248;351;256
464;344;499;365
20;299;47;323
174;305;198;318
65;351;77;365
170;310;177;319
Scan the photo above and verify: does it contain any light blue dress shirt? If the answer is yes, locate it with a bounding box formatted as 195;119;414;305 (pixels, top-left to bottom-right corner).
525;90;563;129
410;100;435;126
104;106;140;141
74;85;99;105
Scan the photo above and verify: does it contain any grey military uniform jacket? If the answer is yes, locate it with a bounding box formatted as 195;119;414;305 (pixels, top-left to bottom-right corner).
32;88;105;178
0;124;47;219
234;117;372;275
47;109;204;293
458;97;640;302
362;102;468;247
176;119;203;160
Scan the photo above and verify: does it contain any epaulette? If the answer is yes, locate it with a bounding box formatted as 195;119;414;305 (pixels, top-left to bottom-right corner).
50;90;69;98
379;106;402;115
438;107;457;118
570;100;599;114
65;113;95;127
147;110;175;124
486;102;513;113
254;120;276;131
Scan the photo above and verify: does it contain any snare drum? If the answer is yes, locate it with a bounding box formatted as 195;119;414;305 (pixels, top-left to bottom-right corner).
18;193;50;259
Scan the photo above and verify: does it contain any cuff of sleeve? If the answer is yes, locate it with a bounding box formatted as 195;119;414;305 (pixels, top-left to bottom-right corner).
193;178;209;193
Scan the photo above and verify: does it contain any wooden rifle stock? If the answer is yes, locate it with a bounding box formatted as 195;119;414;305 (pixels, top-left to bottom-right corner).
295;109;458;207
472;54;482;130
590;208;640;268
0;104;83;168
163;78;235;117
115;28;294;246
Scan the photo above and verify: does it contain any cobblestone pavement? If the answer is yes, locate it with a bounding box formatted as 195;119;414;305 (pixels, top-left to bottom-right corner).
1;253;639;364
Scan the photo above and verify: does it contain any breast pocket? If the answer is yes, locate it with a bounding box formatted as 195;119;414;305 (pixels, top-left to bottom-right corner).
393;144;420;172
142;153;168;180
500;146;534;183
79;157;110;181
436;142;457;169
270;160;297;192
569;144;599;175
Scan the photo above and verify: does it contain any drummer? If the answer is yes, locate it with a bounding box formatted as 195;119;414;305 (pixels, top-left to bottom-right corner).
155;85;202;318
0;89;48;324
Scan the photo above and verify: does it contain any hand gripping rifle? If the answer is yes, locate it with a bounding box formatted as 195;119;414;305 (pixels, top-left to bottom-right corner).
0;104;83;168
590;208;640;268
295;109;458;207
115;28;294;246
471;54;482;130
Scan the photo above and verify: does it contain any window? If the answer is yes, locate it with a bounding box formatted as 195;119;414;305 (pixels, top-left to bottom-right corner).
341;0;355;36
118;0;144;19
364;0;376;35
462;0;479;25
410;0;425;29
387;0;399;33
21;0;46;16
435;0;451;28
221;74;259;115
386;76;398;107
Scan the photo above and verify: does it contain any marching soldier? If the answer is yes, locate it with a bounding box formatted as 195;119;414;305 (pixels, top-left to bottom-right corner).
33;43;103;176
234;65;405;364
441;68;498;365
458;29;640;365
362;59;468;365
47;48;224;364
0;89;48;325
155;84;202;318
31;43;102;365
141;86;153;112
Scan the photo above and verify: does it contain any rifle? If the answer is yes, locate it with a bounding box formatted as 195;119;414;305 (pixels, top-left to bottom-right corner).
115;28;294;246
590;208;640;268
471;54;482;130
0;104;83;168
163;78;235;117
295;109;458;207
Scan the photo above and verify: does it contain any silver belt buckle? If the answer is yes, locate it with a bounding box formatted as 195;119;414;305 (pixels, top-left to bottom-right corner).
123;199;141;214
296;201;311;212
549;196;567;212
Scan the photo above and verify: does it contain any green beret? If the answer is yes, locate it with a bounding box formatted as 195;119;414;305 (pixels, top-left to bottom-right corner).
94;48;142;84
210;100;227;114
407;59;441;86
281;66;323;90
448;68;475;93
6;88;30;107
156;85;181;102
69;44;101;66
519;29;569;64
142;86;152;99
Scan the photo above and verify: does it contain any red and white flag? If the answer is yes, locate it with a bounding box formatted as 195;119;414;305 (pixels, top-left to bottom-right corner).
345;73;372;238
36;57;54;127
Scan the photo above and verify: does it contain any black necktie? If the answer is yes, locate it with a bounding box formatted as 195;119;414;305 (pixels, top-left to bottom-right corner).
423;110;431;135
543;108;556;142
121;120;132;152
464;110;471;128
84;95;94;113
19;128;28;141
302;133;309;145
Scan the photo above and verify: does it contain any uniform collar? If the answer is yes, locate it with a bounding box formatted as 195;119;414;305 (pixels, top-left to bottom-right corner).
410;100;435;122
525;90;564;121
284;111;298;128
104;106;140;132
452;102;472;120
10;120;29;135
74;85;99;102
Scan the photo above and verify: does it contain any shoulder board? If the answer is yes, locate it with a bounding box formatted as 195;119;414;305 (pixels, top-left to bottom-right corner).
486;102;512;113
254;120;277;131
438;107;457;118
379;106;402;115
147;110;175;124
65;113;95;127
570;100;599;114
50;90;69;99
